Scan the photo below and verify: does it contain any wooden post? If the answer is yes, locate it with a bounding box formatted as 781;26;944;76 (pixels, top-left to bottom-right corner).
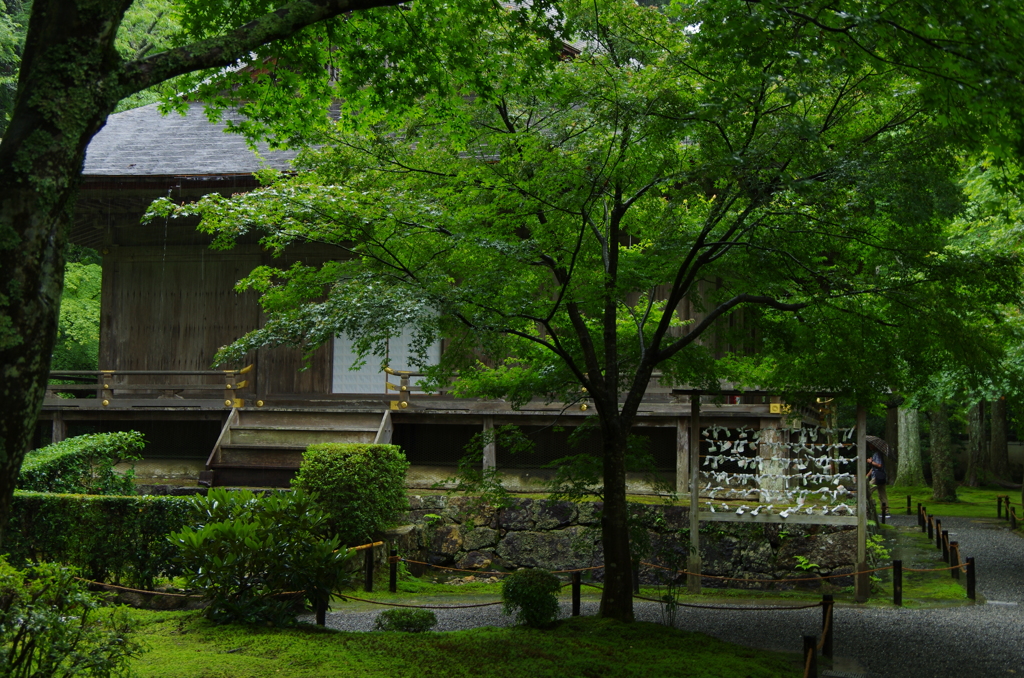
389;549;398;593
950;542;960;580
821;594;834;659
482;416;496;471
917;503;923;527
572;572;581;617
51;412;66;444
676;418;689;495
632;565;640;595
1011;507;1018;531
935;519;942;550
941;531;949;563
927;514;933;540
855;403;869;603
906;495;911;515
803;636;817;678
315;598;327;626
364;548;374;593
966;557;976;600
687;395;702;594
997;495;1003;519
893;560;902;606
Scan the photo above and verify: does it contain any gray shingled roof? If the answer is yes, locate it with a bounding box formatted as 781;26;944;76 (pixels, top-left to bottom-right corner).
83;102;298;176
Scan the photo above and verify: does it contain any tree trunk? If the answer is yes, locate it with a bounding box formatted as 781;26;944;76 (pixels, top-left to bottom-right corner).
964;401;984;487
597;421;634;622
991;396;1009;480
930;404;957;502
893;407;926;487
885;400;900;470
0;0;131;544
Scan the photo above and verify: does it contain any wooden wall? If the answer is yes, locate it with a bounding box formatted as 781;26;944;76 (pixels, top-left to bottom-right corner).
99;244;333;396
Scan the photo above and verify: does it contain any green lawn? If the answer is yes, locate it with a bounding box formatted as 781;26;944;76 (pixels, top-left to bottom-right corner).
886;485;1022;520
130;612;802;678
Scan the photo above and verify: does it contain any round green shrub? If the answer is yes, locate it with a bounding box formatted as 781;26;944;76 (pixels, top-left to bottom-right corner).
291;444;409;547
169;488;355;626
501;568;562;628
373;608;437;632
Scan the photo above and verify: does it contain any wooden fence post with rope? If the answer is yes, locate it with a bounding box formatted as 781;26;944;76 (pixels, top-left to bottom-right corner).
820;594;834;659
966;557;976;600
892;560;902;607
389;549;399;593
803;635;817;678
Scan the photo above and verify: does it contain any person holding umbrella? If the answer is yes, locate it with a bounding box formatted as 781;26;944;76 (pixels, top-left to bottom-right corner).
866;436;890;518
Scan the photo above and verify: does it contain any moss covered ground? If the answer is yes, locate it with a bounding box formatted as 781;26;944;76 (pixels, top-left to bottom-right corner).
129;612;803;678
888;484;1021;520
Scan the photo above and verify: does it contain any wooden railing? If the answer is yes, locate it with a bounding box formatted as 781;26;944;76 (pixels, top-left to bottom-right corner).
46;366;252;407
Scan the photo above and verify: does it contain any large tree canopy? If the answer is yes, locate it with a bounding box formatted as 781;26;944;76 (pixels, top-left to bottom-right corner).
151;0;1020;620
0;0;561;544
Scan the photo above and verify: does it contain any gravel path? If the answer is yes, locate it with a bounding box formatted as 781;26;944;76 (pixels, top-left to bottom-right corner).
312;515;1024;678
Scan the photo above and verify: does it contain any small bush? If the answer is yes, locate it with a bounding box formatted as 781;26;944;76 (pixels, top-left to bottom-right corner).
373;608;438;633
501;568;562;628
292;443;409;546
0;558;144;677
169;488;355;626
18;431;145;495
5;492;195;588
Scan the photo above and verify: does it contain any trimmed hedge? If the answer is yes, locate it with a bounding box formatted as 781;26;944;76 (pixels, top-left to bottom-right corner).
292;444;409;546
4;491;197;589
18;431;145;495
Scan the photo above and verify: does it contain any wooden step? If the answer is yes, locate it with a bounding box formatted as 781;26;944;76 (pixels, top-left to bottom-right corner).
236;411;384;428
229;427;377;446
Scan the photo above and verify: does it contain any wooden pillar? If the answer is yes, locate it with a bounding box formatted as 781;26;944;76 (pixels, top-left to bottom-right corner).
51;412;66;444
676;418;689;495
482;416;496;471
687;395;702;593
855;403;869;602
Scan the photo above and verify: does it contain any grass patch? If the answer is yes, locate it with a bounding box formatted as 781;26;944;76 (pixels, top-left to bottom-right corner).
886;485;1022;519
130;611;801;678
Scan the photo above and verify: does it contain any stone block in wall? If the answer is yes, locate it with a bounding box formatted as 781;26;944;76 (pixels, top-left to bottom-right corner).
658;505;687;532
577;501;603;525
532;500;577;530
498;500;535;530
776;528;858;573
409;495;446;511
497;525;598;571
408;509;445;524
739;541;775;573
463;526;500;551
427;524;464;563
457;550;496;570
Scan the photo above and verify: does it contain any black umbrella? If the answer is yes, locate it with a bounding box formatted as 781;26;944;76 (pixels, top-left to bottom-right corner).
865;435;890;457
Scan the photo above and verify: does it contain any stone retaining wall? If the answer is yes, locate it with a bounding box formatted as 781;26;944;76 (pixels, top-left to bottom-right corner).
390;495;861;589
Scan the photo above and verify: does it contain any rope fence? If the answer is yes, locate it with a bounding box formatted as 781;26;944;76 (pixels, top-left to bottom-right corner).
75;510;974;678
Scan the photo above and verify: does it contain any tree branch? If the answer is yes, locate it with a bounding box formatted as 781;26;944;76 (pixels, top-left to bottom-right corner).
118;0;406;94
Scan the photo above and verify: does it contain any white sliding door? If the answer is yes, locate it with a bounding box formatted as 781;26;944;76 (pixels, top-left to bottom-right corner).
332;327;440;393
